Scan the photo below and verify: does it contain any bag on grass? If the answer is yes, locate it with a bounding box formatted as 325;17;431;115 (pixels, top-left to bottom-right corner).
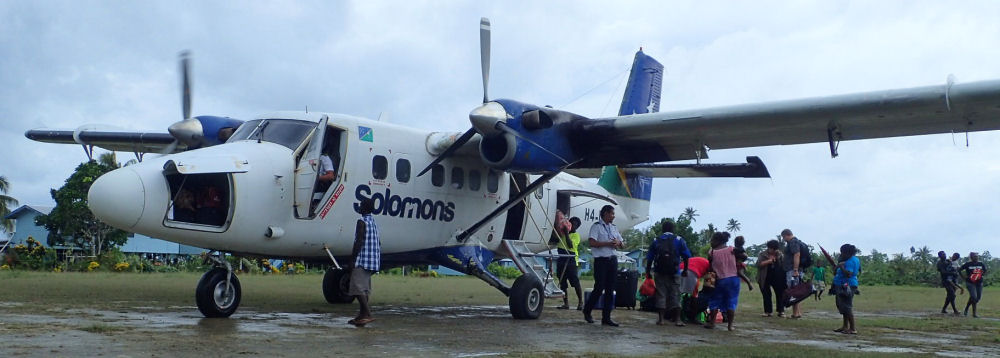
782;281;815;308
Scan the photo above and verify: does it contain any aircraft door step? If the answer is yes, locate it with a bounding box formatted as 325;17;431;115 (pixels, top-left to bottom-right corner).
501;239;570;299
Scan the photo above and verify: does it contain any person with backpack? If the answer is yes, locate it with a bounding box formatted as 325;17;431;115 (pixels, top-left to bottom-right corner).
781;228;810;319
644;220;692;326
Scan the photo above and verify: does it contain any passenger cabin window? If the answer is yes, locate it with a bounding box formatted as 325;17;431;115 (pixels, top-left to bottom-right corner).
468;170;481;191
372;155;388;179
431;164;445;187
396;159;411;183
451;167;464;189
487;170;499;193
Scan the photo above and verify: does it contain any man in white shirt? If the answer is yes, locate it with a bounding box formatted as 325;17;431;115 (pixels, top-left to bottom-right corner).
582;205;624;326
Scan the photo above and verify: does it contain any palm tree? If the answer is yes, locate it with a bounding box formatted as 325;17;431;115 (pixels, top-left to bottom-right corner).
681;207;699;223
726;218;741;233
1;175;19;233
98;152;121;169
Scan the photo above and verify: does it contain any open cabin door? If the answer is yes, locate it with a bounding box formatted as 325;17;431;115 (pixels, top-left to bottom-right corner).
293;115;328;218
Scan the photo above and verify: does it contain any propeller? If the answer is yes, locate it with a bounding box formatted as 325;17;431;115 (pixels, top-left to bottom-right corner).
163;51;203;153
479;17;490;104
416;128;476;177
180;51;191;120
417;18;498;176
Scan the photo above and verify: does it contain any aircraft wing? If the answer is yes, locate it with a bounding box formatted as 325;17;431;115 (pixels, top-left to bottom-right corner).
25;128;185;154
579;79;1000;164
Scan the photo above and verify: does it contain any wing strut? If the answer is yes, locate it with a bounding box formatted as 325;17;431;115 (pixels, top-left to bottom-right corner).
81;144;94;161
456;171;560;243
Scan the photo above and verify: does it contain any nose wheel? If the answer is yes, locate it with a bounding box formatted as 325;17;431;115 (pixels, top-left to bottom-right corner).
323;268;355;304
196;267;242;318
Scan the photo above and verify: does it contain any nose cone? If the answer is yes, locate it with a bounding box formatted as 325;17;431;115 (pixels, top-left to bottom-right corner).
88;168;145;230
168;118;204;147
470;101;507;136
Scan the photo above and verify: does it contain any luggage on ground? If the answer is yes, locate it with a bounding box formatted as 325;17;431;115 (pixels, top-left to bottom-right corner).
615;268;639;309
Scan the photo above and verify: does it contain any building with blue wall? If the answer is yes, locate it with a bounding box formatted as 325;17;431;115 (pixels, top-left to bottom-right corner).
3;205;54;249
3;204;205;256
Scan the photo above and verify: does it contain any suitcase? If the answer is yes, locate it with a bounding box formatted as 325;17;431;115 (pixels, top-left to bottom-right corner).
584;288;616;310
615;269;639;309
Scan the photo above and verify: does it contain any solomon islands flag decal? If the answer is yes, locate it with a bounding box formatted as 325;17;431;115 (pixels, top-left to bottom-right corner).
358;126;374;142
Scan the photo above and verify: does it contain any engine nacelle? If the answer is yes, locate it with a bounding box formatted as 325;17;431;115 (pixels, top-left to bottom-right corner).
477;99;590;173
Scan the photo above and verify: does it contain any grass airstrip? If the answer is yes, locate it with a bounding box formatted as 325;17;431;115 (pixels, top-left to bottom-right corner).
1;271;999;357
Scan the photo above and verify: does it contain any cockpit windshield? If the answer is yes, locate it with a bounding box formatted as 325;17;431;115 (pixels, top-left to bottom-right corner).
227;119;315;150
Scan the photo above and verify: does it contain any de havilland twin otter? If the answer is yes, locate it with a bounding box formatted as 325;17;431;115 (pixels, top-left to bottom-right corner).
26;19;1000;319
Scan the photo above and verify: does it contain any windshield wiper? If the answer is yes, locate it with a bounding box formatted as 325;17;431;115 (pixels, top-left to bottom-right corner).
255;120;270;143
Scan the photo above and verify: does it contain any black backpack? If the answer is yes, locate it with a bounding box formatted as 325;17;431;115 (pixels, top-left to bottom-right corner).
653;234;680;275
798;240;813;269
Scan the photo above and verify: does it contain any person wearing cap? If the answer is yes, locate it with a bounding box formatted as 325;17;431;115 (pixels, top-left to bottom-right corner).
781;228;805;319
960;252;988;317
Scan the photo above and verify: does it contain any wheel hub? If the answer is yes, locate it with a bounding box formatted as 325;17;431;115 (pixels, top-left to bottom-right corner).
213;281;236;309
527;287;540;311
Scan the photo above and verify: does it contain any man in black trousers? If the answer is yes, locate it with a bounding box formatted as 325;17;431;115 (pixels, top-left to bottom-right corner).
582;205;625;326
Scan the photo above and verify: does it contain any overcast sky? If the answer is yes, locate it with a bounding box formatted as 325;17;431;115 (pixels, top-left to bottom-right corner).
3;1;999;256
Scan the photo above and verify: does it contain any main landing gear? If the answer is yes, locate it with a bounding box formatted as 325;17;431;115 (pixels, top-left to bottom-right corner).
195;253;241;318
323;268;355;304
509;275;544;319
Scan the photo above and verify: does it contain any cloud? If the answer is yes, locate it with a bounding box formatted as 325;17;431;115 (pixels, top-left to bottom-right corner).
2;0;999;255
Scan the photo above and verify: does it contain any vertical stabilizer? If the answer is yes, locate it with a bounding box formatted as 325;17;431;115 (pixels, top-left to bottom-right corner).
597;50;663;200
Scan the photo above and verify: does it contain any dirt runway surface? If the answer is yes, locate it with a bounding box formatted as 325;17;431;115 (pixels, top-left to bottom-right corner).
2;300;997;357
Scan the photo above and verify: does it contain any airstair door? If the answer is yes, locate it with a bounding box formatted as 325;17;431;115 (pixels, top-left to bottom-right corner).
293;115;328;218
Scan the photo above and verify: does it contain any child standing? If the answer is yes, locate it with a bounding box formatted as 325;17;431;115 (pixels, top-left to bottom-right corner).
811;262;827;301
732;236;754;291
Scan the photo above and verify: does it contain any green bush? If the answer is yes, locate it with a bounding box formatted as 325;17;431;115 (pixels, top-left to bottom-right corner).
487;262;522;279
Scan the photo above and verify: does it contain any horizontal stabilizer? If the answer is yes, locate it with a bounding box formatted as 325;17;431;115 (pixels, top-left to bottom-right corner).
566;156;769;179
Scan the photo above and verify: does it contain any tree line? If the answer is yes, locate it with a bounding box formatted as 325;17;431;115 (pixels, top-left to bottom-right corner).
619;207;998;287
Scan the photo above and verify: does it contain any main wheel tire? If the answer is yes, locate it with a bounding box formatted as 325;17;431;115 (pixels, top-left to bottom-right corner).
509;275;544;319
195;268;242;318
323;268;355;304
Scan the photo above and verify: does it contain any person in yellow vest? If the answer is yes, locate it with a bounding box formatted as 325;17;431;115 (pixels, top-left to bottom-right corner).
556;216;584;310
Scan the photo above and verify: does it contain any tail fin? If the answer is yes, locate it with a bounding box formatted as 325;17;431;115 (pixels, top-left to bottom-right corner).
597;49;663;200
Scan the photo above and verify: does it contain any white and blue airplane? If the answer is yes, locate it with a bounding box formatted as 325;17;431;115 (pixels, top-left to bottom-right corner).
26;18;1000;319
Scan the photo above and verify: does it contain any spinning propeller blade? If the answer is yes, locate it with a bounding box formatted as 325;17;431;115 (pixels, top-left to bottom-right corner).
420;18;495;174
180;51;192;120
417;128;476;177
480;17;490;104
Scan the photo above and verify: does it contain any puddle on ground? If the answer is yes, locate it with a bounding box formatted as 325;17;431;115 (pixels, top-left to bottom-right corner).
2;303;998;357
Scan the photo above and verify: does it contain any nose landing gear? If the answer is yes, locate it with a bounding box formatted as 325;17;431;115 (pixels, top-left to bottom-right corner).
323;268;355;304
196;253;242;317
